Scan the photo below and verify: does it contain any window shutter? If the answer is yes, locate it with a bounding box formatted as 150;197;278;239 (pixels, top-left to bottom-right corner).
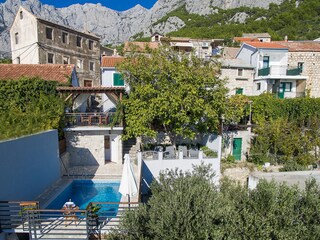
113;73;124;86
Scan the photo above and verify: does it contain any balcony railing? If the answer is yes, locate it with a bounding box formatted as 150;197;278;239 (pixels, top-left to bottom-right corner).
258;67;270;76
286;67;302;76
65;112;121;127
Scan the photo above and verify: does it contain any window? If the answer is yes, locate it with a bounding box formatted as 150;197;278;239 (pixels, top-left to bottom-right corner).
84;80;92;87
76;36;82;47
238;68;243;77
257;83;261;91
77;59;83;69
113;73;124;86
235;88;243;95
19;11;23;20
16;57;20;64
88;40;93;50
263;56;269;68
15;32;19;44
47;53;54;64
282;82;292;92
63;56;70;64
46;27;53;40
62;32;69;44
89;61;94;71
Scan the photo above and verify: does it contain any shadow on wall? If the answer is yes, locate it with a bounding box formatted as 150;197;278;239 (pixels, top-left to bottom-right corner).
66;133;101;167
141;161;154;197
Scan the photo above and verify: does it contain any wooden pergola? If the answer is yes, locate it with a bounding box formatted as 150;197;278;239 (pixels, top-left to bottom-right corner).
56;86;125;103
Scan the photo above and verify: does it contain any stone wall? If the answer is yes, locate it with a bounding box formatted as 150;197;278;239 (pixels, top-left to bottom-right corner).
220;67;254;95
288;52;320;97
37;20;101;87
65;129;123;166
222;129;252;161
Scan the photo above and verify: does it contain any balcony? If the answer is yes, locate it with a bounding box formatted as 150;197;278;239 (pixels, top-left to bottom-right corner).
286;67;302;76
65;112;121;127
258;67;270;76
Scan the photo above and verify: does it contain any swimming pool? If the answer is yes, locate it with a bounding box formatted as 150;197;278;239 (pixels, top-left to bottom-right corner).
46;180;121;210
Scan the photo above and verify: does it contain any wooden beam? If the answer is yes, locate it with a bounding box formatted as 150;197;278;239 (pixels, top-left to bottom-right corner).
64;93;73;102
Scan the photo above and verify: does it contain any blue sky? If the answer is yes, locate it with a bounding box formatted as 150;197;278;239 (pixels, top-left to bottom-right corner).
12;0;158;11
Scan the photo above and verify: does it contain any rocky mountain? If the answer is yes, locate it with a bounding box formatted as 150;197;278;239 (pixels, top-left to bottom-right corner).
0;0;283;57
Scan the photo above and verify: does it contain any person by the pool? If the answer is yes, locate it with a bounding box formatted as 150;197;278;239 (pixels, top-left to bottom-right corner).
62;199;78;226
63;199;76;209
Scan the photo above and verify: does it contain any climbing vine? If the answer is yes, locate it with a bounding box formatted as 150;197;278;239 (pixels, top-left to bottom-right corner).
0;78;65;140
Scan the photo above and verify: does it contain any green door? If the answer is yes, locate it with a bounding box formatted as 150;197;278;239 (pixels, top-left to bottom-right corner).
232;138;242;161
278;83;285;99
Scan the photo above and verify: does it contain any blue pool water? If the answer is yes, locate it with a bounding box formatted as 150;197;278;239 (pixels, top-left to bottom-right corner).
46;180;121;210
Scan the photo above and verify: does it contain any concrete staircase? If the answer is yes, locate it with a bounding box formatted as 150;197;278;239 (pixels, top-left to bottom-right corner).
123;138;138;163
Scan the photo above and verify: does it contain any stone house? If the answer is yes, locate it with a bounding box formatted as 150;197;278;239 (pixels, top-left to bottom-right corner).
10;6;101;87
276;41;320;97
220;58;255;96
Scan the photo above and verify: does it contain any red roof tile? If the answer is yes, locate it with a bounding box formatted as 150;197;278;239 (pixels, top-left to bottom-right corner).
0;64;75;84
275;41;320;52
124;41;160;52
244;42;288;49
234;37;260;43
101;56;125;68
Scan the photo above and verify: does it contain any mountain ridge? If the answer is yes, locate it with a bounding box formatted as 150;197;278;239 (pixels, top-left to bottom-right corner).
0;0;283;56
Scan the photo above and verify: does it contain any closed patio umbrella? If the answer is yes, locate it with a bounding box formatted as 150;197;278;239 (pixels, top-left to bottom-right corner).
119;154;138;203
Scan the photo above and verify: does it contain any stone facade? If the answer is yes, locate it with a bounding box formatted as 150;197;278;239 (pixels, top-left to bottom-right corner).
10;7;101;87
220;66;254;96
65;129;123;166
222;129;252;161
288;52;320;97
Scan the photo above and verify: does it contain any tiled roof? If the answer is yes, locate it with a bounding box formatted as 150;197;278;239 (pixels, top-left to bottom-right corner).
222;47;240;59
243;33;271;38
161;37;191;42
124;42;160;52
57;86;125;93
234;37;260;43
101;56;125;68
0;64;75;84
275;41;320;52
245;42;288;49
221;59;254;69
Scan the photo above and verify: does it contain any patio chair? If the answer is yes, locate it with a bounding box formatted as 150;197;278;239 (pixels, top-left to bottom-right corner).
81;115;91;125
154;146;163;152
62;205;79;226
164;146;176;159
189;148;199;158
178;146;187;158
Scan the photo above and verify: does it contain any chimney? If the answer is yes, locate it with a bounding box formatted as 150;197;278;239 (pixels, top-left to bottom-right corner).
284;35;288;42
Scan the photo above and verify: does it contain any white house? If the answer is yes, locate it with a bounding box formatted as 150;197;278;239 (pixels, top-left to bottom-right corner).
236;42;307;98
58;56;127;167
100;56;126;112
